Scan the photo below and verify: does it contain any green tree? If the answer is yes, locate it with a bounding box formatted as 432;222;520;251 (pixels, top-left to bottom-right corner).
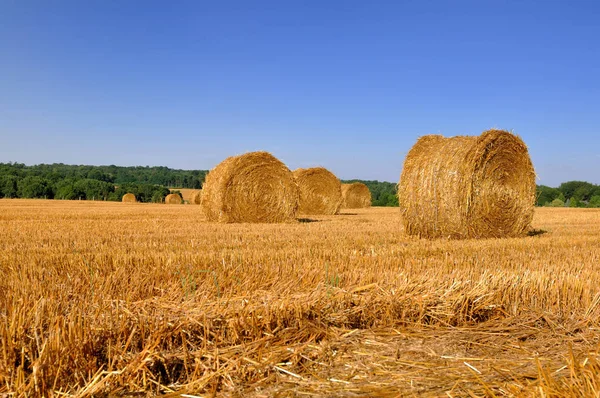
559;181;596;201
548;198;565;207
536;185;561;206
151;190;166;203
73;179;114;200
589;196;600;208
17;176;53;199
54;179;82;200
0;175;19;198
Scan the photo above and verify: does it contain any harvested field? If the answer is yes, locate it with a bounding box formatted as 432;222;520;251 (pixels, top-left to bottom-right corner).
1;200;600;396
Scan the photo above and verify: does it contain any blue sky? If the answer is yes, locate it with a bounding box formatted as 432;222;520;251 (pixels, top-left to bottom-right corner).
1;1;599;186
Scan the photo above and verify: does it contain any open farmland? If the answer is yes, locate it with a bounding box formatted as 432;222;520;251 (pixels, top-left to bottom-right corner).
1;200;600;396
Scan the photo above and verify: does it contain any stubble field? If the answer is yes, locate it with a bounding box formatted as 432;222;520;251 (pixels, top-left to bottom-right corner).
1;200;600;397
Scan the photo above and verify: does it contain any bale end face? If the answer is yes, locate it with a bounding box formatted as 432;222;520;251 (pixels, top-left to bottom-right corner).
165;193;183;205
399;129;536;239
122;193;137;203
341;183;372;209
293;167;342;215
201;151;299;223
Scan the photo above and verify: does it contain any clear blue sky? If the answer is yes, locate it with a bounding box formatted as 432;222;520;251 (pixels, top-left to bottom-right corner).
1;1;599;186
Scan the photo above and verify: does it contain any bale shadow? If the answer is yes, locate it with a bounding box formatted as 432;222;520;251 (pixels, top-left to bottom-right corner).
527;229;548;237
297;218;320;223
338;212;359;216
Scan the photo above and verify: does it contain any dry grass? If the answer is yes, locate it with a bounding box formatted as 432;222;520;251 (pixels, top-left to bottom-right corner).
1;200;600;396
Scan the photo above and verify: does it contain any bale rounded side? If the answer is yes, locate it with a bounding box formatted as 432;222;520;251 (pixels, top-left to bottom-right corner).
122;193;137;203
165;193;183;205
341;183;372;209
398;129;536;239
293;167;342;215
200;151;299;223
190;190;202;205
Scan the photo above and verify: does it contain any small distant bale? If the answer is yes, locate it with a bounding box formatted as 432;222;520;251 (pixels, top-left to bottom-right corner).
293;167;342;215
201;151;299;223
122;193;137;203
399;129;536;239
190;190;202;205
341;183;372;209
165;193;183;204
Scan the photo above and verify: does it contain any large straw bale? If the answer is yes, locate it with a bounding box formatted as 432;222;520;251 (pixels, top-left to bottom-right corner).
121;193;137;203
165;193;183;205
399;129;536;239
201;151;299;223
293;167;342;215
341;183;372;209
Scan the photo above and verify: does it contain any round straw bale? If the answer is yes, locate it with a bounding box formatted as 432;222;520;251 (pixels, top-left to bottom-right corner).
201;151;299;223
293;167;342;215
341;183;372;209
121;193;137;203
165;193;183;204
399;129;536;239
190;190;202;205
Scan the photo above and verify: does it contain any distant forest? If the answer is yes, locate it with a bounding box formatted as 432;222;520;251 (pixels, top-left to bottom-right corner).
0;162;598;207
0;163;206;203
537;182;600;208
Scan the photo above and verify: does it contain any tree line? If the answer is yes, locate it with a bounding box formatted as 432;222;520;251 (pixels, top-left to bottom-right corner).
0;163;205;203
536;181;600;208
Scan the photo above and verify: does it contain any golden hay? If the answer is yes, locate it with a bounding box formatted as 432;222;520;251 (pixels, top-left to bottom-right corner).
121;193;137;203
201;151;299;223
165;193;183;205
399;129;536;239
190;190;202;205
169;188;200;203
341;183;372;209
293;167;342;215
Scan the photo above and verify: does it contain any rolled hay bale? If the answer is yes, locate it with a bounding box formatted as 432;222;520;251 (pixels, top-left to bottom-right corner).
399;129;536;239
201;151;299;223
121;193;137;203
165;193;183;204
341;183;372;209
190;190;202;205
293;167;342;215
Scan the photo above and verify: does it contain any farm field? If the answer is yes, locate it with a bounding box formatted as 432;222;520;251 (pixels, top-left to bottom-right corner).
1;200;600;397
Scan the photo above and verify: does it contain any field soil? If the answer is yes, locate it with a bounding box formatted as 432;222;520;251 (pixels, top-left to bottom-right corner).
1;200;599;396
